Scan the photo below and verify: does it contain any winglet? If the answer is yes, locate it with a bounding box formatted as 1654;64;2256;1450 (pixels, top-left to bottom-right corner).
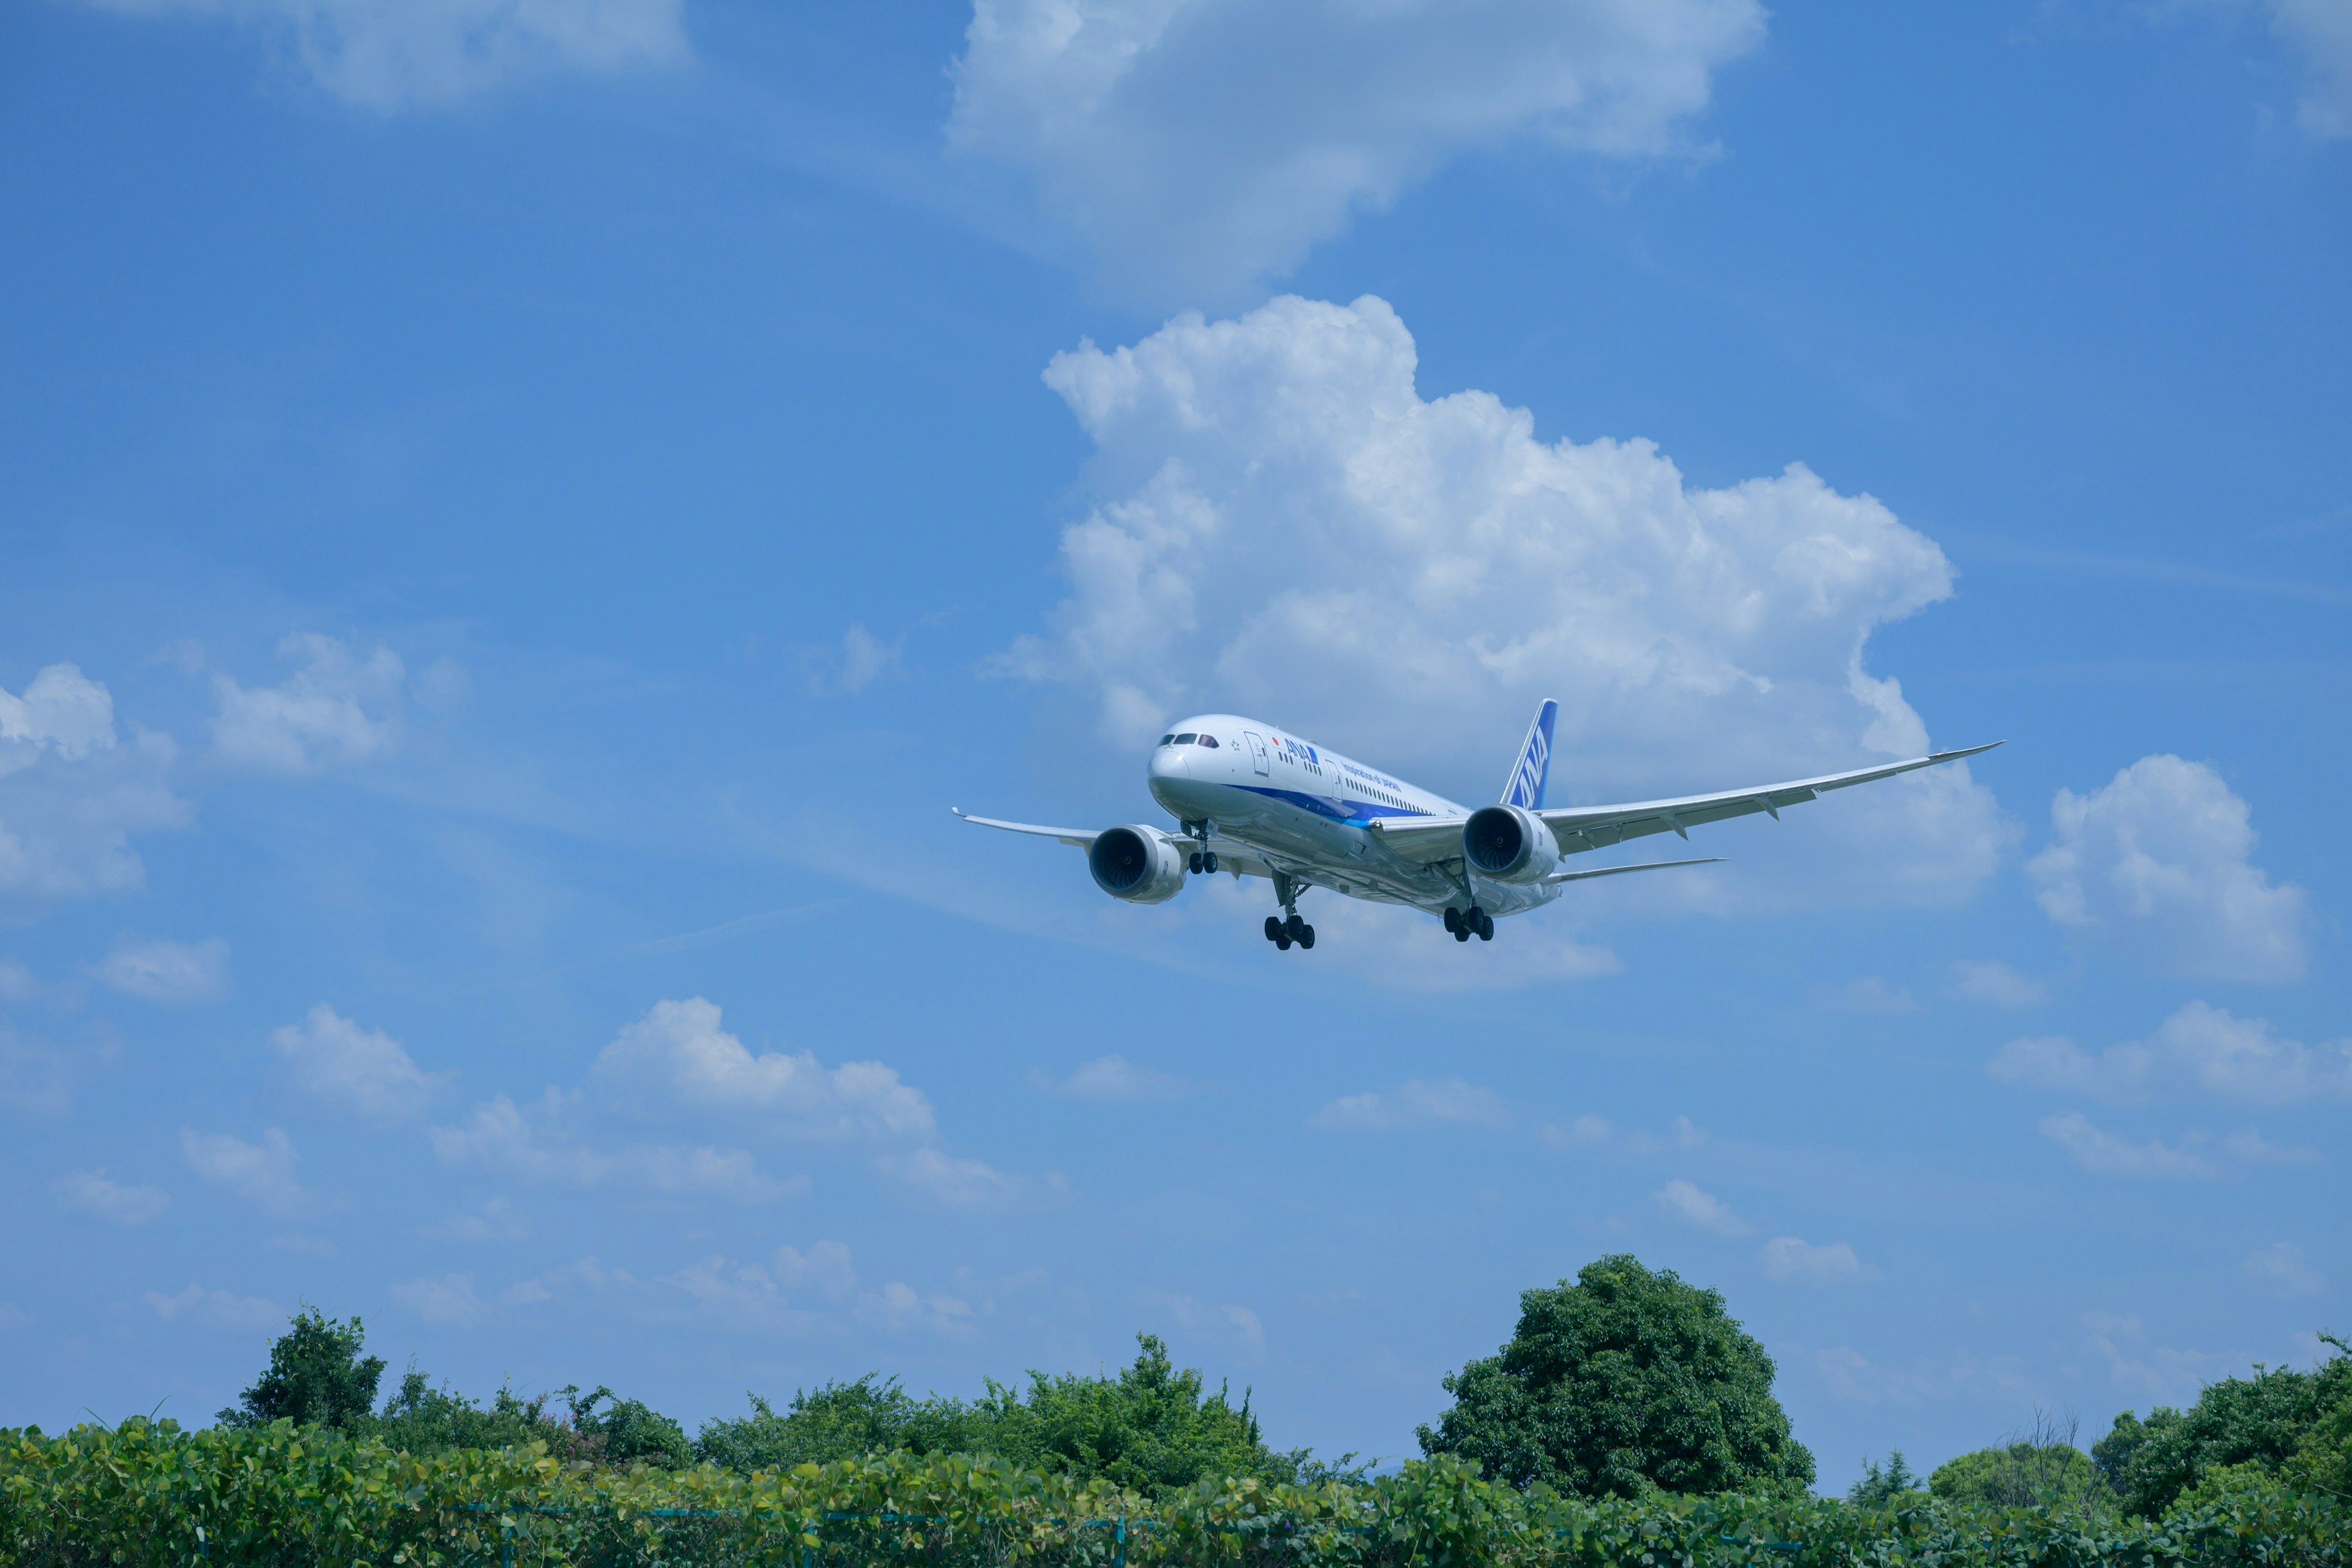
1502;698;1559;810
1928;741;2004;763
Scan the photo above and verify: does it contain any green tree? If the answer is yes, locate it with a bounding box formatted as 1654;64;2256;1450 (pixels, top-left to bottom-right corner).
368;1368;600;1461
217;1306;385;1431
564;1386;692;1469
2094;1342;2352;1517
1847;1450;1921;1507
1929;1415;2113;1512
1415;1254;1815;1497
695;1375;983;1471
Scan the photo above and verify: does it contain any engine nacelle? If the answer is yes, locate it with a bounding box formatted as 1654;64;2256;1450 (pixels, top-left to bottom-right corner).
1088;825;1189;904
1463;804;1558;884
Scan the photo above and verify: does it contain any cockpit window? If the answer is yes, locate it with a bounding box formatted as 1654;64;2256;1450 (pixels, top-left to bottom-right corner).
1197;734;1219;747
1159;734;1176;745
1173;733;1197;745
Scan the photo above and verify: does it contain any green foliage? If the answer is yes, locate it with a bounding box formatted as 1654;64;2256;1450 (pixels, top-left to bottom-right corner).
695;1335;1316;1498
1845;1450;1920;1506
215;1304;385;1431
2096;1340;2352;1517
562;1385;693;1470
366;1368;601;1463
4;1417;2346;1568
1416;1254;1816;1498
1929;1422;2113;1513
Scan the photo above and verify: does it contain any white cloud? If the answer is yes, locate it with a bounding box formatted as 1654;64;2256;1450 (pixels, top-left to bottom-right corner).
1948;959;2048;1007
144;1283;283;1330
949;0;1766;303
1653;1177;1751;1235
2026;755;2306;982
1034;1053;1201;1101
91;937;230;1005
497;1253;831;1335
878;1146;1034;1211
211;633;405;774
272;1003;447;1119
777;1240;858;1301
80;0;688;111
838;625;902;693
590;997;936;1139
869;1280;978;1337
429;1090;799;1203
0;663;115;772
1309;1077;1509;1131
2081;1311;2237;1405
179;1127;309;1214
1808;1344;2037;1408
2245;1242;2323;1298
430;1196;529;1241
1543;1112;1708;1154
391;1273;488;1325
2037;1113;2217;1180
0;667;184;905
0;957;34;1003
1006;296;2007;907
1134;1287;1269;1362
2265;0;2352;137
1758;1235;1879;1286
54;1169;170;1225
1990;1001;2352;1106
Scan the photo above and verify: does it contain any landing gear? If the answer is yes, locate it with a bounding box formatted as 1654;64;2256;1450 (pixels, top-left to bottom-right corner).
1444;906;1494;943
1264;913;1314;951
1265;872;1313;952
1203;851;1218;873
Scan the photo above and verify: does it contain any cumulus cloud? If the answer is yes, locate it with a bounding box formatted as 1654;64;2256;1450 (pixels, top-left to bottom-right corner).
777;1239;858;1301
429;1090;799;1203
0;666;185;905
1991;1001;2352;1106
1948;959;2048;1008
145;1283;283;1329
180;1127;309;1214
2027;755;2306;982
497;1250;889;1336
211;633;406;774
80;0;688;111
273;1003;447;1120
1653;1177;1750;1235
1033;1053;1200;1101
1310;1077;1509;1131
2081;1311;2239;1405
91;937;230;1004
1542;1112;1708;1154
949;0;1766;303
54;1169;171;1225
1758;1235;1879;1286
590;997;936;1139
1005;296;2007;907
2038;1114;2218;1180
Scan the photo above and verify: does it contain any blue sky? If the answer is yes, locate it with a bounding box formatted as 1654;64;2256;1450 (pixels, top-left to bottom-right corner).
2;0;2346;1488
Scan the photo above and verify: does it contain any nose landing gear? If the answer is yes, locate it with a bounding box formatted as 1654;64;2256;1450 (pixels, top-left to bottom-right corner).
1444;906;1494;943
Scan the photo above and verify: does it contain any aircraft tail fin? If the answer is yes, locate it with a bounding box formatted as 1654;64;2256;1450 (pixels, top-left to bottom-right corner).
1501;698;1558;810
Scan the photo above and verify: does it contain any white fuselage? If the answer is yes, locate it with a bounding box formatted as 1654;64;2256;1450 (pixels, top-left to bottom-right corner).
1145;712;1558;918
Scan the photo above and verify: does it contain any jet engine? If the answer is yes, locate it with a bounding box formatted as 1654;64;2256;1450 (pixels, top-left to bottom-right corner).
1462;804;1558;884
1088;825;1189;903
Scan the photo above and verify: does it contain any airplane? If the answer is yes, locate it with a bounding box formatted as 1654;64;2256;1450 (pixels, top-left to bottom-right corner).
956;700;2000;952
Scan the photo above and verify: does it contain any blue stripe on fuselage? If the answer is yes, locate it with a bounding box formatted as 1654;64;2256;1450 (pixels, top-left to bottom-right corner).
1234;784;1434;829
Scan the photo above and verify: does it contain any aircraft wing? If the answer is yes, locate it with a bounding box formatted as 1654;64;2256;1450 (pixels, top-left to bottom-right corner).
1366;742;2001;864
952;809;1278;881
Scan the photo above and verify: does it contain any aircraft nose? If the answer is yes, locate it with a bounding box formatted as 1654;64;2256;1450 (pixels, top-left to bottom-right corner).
1149;744;1190;782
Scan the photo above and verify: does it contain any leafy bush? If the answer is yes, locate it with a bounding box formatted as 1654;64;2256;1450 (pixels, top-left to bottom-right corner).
695;1335;1317;1496
2;1416;2345;1568
214;1305;384;1431
1417;1254;1815;1497
1931;1415;2114;1513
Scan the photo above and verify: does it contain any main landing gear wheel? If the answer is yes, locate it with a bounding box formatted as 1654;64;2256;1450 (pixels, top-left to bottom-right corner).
1202;851;1218;873
1265;913;1313;952
1446;906;1493;943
